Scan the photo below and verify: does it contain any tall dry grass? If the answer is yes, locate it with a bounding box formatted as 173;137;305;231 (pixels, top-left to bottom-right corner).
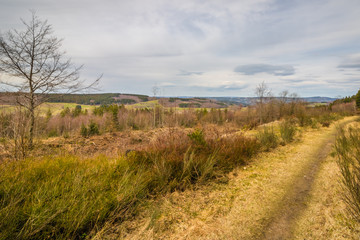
334;121;360;223
0;156;153;239
0;126;261;239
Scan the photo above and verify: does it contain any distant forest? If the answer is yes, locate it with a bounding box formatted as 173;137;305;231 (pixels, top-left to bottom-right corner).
332;92;358;105
47;93;149;105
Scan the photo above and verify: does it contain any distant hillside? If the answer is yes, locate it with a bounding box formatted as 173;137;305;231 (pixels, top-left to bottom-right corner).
158;97;227;108
46;94;227;108
0;92;150;105
209;96;338;106
303;96;338;103
47;93;149;105
0;92;228;108
0;92;337;108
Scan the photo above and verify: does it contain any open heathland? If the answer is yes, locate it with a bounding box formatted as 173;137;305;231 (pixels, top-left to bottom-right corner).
0;96;359;239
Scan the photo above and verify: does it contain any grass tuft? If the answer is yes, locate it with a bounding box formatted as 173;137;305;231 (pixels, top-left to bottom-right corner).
0;156;152;239
334;123;360;223
257;126;278;151
279;119;297;144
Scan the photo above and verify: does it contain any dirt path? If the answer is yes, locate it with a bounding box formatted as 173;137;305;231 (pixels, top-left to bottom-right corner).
100;117;359;240
260;125;338;239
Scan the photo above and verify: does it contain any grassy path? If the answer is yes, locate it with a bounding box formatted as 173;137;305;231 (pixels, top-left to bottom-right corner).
100;117;359;239
259;118;351;239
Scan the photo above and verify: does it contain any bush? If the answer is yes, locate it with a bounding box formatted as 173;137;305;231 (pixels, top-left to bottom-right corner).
279;119;296;144
60;107;70;117
48;129;58;138
72;105;82;117
214;134;260;168
80;124;88;137
318;113;340;127
298;114;313;127
80;122;99;137
92;106;104;116
188;129;206;147
88;122;100;136
335;124;360;222
257;126;278;151
179;103;189;108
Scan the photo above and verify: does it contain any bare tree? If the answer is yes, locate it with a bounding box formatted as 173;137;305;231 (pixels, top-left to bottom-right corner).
254;81;271;124
285;92;299;116
278;90;289;118
0;12;100;148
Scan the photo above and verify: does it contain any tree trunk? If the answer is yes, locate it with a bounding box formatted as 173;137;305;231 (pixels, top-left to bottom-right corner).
29;105;35;149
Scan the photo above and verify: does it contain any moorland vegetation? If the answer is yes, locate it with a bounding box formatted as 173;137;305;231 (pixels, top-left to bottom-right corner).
0;91;357;239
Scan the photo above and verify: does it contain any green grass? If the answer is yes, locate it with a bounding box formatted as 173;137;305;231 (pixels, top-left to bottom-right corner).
130;100;158;109
306;103;328;107
0;103;95;116
0;105;16;113
40;103;95;115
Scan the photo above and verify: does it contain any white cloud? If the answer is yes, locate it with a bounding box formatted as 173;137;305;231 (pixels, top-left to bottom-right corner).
1;0;360;97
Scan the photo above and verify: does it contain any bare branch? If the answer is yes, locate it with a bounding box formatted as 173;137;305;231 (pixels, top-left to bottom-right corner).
0;11;101;148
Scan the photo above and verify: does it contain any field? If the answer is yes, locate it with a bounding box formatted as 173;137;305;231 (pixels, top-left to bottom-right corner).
0;97;359;239
0;102;95;116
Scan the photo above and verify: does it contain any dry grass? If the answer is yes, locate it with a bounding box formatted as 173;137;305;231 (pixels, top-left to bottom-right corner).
99;117;359;239
0;99;356;239
293;153;360;239
0;124;260;239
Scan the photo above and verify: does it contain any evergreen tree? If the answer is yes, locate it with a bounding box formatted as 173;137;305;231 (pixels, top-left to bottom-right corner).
356;89;360;108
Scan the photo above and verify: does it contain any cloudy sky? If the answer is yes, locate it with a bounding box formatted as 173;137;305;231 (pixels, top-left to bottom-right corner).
1;0;360;97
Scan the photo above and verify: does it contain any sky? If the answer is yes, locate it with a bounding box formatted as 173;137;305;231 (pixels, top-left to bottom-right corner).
0;0;360;97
